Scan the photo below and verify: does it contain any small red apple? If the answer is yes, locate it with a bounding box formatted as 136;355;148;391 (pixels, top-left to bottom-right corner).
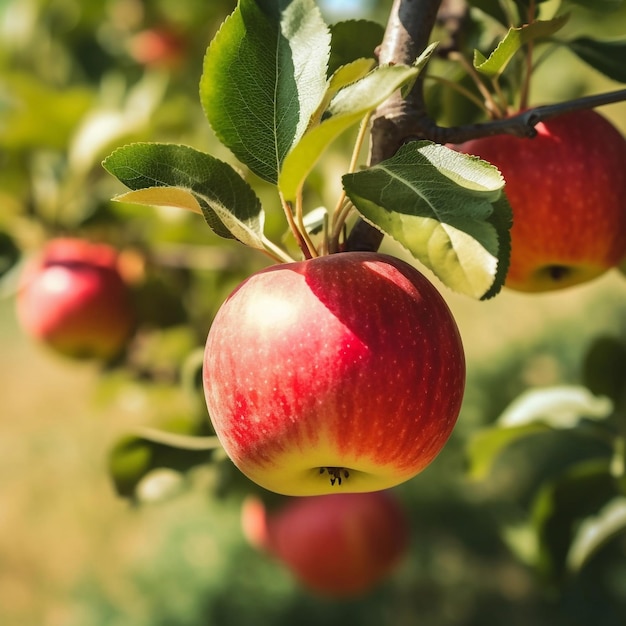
241;491;410;598
203;251;465;496
128;26;187;69
456;108;626;292
16;238;135;360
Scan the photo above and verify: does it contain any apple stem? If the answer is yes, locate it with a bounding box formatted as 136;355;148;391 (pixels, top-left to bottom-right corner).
519;0;536;111
279;193;316;260
447;51;504;118
261;237;297;264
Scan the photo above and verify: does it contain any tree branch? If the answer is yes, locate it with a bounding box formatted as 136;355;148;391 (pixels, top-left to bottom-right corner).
345;0;626;252
346;0;443;252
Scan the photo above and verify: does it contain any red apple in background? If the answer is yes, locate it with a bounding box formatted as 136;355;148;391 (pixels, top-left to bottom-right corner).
17;238;135;360
203;251;465;496
456;108;626;292
241;491;410;598
128;26;187;69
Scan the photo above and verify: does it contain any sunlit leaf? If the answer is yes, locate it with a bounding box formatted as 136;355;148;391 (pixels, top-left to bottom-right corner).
279;63;422;200
568;37;626;83
200;0;331;184
567;496;626;573
473;15;570;77
103;143;266;249
497;385;613;429
115;187;203;215
342;142;512;299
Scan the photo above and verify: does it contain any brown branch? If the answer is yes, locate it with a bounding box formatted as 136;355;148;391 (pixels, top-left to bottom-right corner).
346;0;443;252
345;0;626;253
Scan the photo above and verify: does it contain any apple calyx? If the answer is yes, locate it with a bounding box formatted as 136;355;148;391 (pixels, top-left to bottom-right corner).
319;466;350;487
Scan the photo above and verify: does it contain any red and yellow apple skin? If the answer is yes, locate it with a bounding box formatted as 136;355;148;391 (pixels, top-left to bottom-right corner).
16;238;135;360
241;491;410;598
203;251;465;496
456;108;626;292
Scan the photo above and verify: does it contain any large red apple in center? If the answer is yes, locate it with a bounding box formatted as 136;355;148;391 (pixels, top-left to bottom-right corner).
456;108;626;292
203;251;465;496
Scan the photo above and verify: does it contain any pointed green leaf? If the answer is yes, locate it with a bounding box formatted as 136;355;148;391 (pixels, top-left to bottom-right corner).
328;19;385;76
307;58;376;130
474;15;570;77
568;497;626;573
103;143;266;249
467;423;551;481
279;63;421;200
342;142;511;299
200;0;331;184
569;37;626;83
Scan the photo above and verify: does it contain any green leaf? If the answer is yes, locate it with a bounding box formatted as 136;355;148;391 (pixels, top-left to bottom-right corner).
467;423;551;481
473;14;570;78
567;496;626;573
531;459;617;584
568;37;626;83
327;19;385;77
466;385;614;481
583;337;626;410
342;142;512;299
108;433;215;500
200;0;331;184
497;385;613;429
103;143;266;249
279;63;422;200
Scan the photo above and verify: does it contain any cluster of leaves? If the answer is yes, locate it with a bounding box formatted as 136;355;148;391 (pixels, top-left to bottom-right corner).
467;336;626;587
103;0;515;301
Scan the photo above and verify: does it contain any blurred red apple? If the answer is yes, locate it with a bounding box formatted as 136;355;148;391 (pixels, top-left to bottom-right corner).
241;491;410;598
17;238;135;360
203;251;465;496
129;26;187;69
456;108;626;292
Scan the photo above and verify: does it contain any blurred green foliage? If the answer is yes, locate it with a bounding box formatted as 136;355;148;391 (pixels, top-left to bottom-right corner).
2;0;626;625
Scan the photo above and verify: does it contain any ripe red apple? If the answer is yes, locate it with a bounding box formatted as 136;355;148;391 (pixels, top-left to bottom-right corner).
16;238;135;360
203;251;465;496
456;108;626;292
241;490;410;598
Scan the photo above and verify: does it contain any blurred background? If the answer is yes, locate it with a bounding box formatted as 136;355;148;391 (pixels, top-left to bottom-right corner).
2;0;626;624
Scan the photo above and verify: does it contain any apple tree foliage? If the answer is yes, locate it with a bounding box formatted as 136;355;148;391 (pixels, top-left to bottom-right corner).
100;0;626;593
3;0;626;615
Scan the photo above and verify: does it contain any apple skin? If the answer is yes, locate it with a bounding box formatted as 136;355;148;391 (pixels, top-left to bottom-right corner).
456;108;626;292
203;251;465;496
16;238;135;360
241;490;410;598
